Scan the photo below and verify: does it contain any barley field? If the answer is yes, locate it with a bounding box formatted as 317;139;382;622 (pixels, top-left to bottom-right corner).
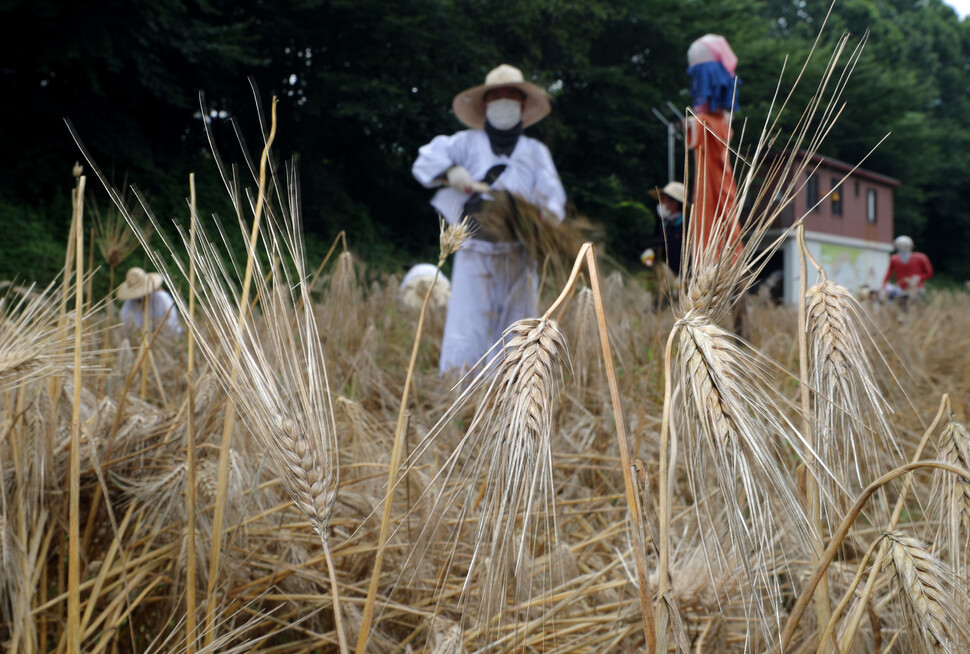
4;37;970;654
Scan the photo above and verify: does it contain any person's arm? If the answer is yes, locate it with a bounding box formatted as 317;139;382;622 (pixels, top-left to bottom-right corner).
882;257;896;288
152;291;183;336
686;116;700;150
920;253;934;283
531;141;566;222
412;132;468;188
119;299;136;327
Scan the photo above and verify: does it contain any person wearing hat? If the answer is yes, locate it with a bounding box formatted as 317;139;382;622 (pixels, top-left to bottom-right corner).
117;267;183;337
642;181;687;276
398;262;451;313
685;34;742;260
882;235;933;301
412;64;566;375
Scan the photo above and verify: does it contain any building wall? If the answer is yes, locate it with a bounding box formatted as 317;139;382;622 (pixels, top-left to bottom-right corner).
798;163;895;244
779;231;893;304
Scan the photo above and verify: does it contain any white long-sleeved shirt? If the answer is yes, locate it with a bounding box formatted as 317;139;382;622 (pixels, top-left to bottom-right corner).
412;129;566;231
119;289;183;337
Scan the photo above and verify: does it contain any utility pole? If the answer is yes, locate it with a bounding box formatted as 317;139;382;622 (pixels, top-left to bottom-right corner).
651;101;685;183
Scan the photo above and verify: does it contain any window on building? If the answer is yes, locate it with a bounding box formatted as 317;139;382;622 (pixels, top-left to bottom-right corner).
806;174;818;210
831;178;842;216
866;188;877;223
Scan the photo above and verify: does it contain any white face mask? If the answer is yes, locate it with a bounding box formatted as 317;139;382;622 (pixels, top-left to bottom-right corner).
656;203;670;220
486;98;523;130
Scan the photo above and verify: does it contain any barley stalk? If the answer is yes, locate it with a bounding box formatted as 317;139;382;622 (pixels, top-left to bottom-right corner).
836;394;951;652
779;459;970;653
389;315;570;648
356;219;469;653
933;419;970;576
806;279;897;501
72;93;347;651
202;96;278;649
885;531;969;652
184;172;199;654
67;173;85;654
0;278;86;392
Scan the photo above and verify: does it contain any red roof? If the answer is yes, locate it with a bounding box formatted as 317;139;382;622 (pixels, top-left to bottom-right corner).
789;150;900;187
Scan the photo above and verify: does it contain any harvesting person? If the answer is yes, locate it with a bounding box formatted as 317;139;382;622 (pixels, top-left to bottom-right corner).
642;180;687;276
116;266;183;337
411;63;566;376
398;262;451;313
882;234;933;300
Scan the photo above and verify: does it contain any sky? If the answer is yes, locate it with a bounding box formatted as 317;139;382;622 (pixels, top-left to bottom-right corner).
946;0;970;18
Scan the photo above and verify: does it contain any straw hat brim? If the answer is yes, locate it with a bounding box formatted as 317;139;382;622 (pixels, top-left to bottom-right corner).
452;81;551;129
116;272;163;300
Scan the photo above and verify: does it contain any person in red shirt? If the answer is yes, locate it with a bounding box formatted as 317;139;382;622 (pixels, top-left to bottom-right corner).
882;235;933;300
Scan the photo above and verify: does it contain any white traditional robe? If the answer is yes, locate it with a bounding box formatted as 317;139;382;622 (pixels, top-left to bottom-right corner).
120;289;183;337
412;129;566;375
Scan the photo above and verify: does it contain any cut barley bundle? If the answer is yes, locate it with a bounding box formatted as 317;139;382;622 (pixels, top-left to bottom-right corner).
475;191;600;280
884;530;970;653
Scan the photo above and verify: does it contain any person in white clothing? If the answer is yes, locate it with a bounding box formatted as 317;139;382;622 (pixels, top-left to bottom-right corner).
116;267;183;338
398;263;451;313
412;64;566;376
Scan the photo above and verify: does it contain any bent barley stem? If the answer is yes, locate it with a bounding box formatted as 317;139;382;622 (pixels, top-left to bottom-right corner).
835;393;951;653
778;458;969;652
779;395;955;651
581;246;657;652
540;242;656;651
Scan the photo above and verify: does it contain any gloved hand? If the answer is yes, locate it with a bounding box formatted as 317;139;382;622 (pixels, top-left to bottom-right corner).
906;274;922;289
640;248;655;268
446;165;474;193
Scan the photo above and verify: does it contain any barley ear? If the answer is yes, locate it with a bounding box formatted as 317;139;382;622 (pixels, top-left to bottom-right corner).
885;531;970;652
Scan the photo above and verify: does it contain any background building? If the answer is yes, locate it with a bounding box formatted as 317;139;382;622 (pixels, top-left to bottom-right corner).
757;150;899;303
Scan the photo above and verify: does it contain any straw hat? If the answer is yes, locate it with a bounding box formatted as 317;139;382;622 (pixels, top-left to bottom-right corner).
649;181;686;205
399;264;451;312
452;64;551;129
116;267;163;300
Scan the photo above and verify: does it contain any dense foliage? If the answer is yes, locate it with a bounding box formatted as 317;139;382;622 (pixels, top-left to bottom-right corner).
2;0;969;283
